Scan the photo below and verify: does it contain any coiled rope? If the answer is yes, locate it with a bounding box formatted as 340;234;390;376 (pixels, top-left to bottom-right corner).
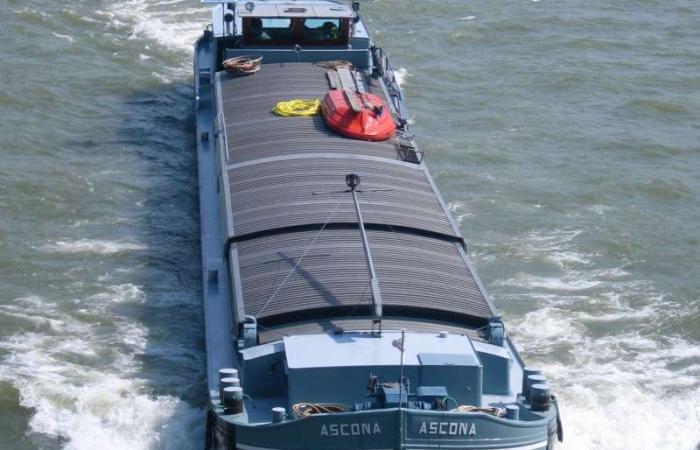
451;405;506;417
315;60;353;69
272;98;321;117
292;402;346;417
223;55;263;75
291;401;503;417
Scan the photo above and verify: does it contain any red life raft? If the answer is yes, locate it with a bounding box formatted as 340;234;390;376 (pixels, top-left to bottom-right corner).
321;90;396;141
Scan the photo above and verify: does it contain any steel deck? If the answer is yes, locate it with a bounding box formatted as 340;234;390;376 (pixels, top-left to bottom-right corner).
216;62;496;333
219;63;399;163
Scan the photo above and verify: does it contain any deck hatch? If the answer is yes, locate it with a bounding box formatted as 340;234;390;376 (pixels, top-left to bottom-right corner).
217;62;494;330
226;156;458;238
219;63;400;163
234;229;492;323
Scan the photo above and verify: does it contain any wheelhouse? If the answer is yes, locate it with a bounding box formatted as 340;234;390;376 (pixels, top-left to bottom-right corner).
212;1;357;47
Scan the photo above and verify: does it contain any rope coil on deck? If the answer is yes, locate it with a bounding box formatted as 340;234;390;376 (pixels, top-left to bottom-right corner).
292;402;346;417
450;405;506;417
223;55;263;75
272;99;321;117
315;60;353;69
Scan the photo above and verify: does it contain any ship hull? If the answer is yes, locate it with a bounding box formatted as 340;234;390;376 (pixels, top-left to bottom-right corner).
208;407;557;450
193;2;563;449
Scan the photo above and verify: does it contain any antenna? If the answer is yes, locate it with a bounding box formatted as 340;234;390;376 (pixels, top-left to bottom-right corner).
345;173;383;334
392;329;407;408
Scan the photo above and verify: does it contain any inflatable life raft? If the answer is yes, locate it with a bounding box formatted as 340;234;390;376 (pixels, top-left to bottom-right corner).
321;85;396;141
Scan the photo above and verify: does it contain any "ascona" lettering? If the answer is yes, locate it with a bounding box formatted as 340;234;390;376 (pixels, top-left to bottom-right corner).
320;422;382;437
418;421;477;436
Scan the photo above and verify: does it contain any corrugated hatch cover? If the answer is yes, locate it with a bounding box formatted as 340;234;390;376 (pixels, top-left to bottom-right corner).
218;63;495;333
227;157;457;238
220;64;399;164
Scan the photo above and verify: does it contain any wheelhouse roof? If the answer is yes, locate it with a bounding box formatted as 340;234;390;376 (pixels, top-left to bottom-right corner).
203;1;355;18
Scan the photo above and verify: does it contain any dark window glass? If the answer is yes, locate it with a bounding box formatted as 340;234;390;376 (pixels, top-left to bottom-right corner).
245;17;292;41
300;18;341;42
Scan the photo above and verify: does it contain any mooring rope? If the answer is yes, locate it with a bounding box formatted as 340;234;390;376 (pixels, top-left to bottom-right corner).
451;405;506;417
315;60;353;69
222;55;263;75
292;402;346;417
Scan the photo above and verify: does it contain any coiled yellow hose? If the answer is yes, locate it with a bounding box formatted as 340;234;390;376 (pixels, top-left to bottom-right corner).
272;99;321;117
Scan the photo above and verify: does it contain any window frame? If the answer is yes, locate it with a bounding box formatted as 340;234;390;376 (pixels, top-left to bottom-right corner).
242;17;350;46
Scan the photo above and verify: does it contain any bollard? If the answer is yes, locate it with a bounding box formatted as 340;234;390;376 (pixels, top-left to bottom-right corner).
505;404;520;420
220;377;240;401
521;367;542;396
524;374;546;402
530;384;552;412
272;407;286;423
221;377;240;388
219;368;238;383
223;386;244;414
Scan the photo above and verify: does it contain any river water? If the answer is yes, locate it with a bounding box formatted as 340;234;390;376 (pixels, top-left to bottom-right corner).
0;1;698;449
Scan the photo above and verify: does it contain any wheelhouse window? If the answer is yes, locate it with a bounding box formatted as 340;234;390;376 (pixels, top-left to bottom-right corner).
242;17;349;46
300;18;342;43
243;18;293;42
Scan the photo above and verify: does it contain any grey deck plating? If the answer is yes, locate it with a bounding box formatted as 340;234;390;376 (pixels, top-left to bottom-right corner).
217;62;495;331
227;156;458;238
219;63;399;163
234;229;491;324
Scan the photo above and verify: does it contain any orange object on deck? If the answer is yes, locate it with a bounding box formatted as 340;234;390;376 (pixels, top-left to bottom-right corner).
321;90;396;141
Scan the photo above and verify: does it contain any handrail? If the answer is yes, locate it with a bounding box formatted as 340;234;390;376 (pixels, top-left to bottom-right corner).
372;46;408;130
372;46;424;162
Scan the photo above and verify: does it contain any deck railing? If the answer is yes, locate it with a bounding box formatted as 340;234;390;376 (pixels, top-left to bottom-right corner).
372;46;408;130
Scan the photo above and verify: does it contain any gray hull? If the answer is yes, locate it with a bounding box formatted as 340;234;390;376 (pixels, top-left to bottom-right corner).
210;408;556;450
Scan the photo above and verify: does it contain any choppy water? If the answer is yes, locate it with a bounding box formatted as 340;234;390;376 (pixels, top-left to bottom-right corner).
0;1;698;449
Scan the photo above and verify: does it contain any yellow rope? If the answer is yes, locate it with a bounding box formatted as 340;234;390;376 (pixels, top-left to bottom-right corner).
272;99;321;117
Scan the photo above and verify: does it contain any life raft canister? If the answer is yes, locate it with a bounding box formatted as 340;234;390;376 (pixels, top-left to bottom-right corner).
321;90;396;141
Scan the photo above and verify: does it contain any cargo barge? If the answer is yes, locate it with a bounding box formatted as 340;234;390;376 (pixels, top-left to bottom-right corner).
193;1;564;448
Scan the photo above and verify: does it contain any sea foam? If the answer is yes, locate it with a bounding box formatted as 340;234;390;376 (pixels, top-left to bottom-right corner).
501;228;700;450
0;292;203;450
41;239;146;255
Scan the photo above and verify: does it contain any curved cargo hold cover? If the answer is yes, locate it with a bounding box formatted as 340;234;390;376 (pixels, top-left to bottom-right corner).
216;63;495;331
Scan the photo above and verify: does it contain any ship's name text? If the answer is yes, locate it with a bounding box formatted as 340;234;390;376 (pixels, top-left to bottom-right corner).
320;423;381;437
418;421;477;436
319;421;476;437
